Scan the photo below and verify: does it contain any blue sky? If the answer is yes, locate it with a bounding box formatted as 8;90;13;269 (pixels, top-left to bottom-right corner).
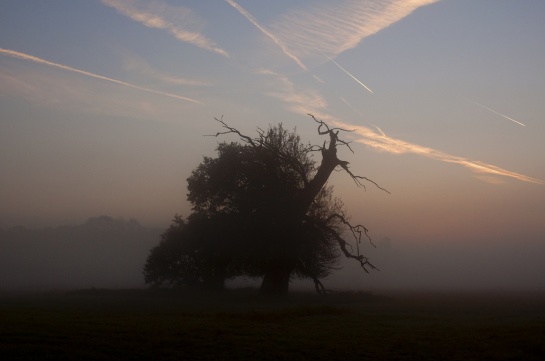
1;1;545;289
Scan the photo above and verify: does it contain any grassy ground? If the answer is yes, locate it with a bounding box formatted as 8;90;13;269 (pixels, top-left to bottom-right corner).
1;289;544;360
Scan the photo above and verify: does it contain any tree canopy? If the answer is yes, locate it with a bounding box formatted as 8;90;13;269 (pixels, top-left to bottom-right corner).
144;116;387;295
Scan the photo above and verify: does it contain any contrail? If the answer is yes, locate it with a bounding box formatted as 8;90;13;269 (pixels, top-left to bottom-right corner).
262;70;541;184
225;0;307;71
465;97;525;127
332;120;543;185
262;67;541;185
321;52;373;94
0;48;203;104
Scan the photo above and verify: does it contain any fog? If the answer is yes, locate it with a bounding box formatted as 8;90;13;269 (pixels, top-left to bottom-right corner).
322;236;545;293
2;217;544;293
0;216;161;292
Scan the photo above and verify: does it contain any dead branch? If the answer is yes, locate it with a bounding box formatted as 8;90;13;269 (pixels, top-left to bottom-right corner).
307;114;389;194
297;257;327;294
206;116;257;147
321;212;379;273
331;230;379;273
307;113;355;153
326;212;375;247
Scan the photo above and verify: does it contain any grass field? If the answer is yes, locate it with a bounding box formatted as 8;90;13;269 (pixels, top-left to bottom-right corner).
1;289;544;360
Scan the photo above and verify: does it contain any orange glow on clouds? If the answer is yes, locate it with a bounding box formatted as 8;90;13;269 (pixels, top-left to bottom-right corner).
334;120;544;184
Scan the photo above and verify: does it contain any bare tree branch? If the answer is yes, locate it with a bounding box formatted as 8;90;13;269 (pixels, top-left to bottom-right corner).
338;162;391;194
321;212;379;273
332;231;379;273
307;113;390;194
297;257;327;294
307;113;355;153
205;116;257;147
326;212;374;246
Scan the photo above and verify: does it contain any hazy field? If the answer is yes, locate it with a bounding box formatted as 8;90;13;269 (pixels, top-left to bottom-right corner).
1;289;544;360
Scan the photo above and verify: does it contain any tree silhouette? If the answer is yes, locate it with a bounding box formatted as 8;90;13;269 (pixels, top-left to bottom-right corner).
143;214;237;290
144;115;388;295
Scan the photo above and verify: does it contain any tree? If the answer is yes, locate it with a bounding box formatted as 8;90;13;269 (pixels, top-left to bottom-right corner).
144;115;388;295
143;213;243;290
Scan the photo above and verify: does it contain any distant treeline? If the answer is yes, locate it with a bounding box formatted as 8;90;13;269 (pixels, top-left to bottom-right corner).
0;216;162;291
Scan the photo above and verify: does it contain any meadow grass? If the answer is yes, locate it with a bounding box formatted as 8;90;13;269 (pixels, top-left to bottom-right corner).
1;289;544;360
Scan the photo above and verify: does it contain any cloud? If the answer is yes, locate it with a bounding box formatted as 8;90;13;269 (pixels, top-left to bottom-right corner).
258;69;330;118
226;0;437;70
0;48;203;104
0;64;193;121
225;0;307;70
0;70;39;100
259;69;543;185
334;120;544;184
101;0;229;58
254;0;541;184
122;54;210;86
271;0;438;60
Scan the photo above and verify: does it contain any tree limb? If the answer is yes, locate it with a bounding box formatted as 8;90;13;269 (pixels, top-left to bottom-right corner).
206;116;257;147
297;257;327;294
306;114;390;195
321;212;379;273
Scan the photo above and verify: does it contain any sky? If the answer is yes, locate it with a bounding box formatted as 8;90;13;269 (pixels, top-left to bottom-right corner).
1;1;545;290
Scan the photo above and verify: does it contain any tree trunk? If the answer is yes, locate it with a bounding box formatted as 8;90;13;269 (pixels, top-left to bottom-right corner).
203;258;229;291
259;260;293;296
297;142;340;218
203;273;225;291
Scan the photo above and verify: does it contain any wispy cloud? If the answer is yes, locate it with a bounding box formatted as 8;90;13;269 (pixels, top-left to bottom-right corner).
102;0;229;58
225;0;307;70
258;69;329;117
334;120;543;184
259;69;542;184
271;0;438;60
122;54;210;86
0;48;203;104
0;70;38;100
